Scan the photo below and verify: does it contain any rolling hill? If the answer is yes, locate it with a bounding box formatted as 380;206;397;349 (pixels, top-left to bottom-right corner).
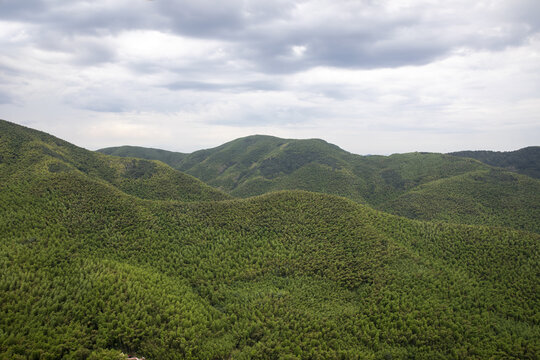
1;119;539;359
0;120;230;203
99;136;540;233
99;145;187;170
381;168;540;233
450;147;540;179
100;135;489;204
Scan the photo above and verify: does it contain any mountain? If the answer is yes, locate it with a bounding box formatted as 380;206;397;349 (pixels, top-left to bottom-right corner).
449;147;540;179
0;120;230;203
100;136;488;204
99;145;187;170
1;119;539;359
99;136;540;233
381;168;540;233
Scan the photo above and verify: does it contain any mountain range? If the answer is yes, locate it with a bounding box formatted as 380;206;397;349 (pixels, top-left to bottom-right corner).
100;136;540;233
1;119;539;359
449;147;540;179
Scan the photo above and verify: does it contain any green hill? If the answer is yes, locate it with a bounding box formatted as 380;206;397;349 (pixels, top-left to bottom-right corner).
0;120;230;202
99;136;540;233
1;120;539;359
99;145;187;170
450;147;540;179
380;168;540;233
100;136;488;204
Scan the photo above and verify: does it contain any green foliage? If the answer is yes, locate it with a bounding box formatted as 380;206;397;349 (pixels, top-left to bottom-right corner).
450;147;540;179
1;120;539;359
0;120;231;203
98;136;540;233
100;136;487;205
99;145;187;170
381;169;540;233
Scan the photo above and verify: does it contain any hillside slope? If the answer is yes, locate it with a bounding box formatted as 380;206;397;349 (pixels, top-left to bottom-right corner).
449;146;540;179
2;121;539;359
100;136;488;204
0;120;231;202
381;169;540;233
99;136;540;233
99;145;187;170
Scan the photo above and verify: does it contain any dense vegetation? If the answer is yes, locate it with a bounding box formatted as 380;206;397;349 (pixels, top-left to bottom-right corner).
1;119;539;359
0;120;230;203
99;145;187;170
100;136;487;204
450;147;540;179
381;169;540;234
99;136;540;233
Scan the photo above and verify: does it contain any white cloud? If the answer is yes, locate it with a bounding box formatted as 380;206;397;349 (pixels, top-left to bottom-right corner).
0;0;539;154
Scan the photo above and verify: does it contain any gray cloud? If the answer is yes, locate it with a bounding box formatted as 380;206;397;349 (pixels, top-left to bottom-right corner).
0;1;156;33
163;0;538;72
63;87;130;113
0;0;538;154
201;104;323;126
2;0;539;73
164;80;280;93
0;64;21;77
0;91;12;105
155;0;246;37
0;0;48;20
65;97;127;113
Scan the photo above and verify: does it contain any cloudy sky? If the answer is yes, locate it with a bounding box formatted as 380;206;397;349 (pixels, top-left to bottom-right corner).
1;0;539;154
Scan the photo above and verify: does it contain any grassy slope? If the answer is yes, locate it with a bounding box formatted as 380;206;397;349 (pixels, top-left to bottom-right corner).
1;120;539;359
0;120;230;202
99;136;540;233
450;146;540;179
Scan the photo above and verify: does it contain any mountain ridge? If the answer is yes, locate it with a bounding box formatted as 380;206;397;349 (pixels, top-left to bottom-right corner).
449;146;540;179
0;119;231;203
98;135;540;233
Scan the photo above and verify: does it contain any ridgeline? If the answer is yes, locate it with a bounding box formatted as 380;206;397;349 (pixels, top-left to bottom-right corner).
100;135;540;233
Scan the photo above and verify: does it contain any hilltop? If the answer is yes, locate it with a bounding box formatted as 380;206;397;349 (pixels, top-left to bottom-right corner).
100;135;540;233
99;145;187;170
0;120;230;203
1;119;539;359
101;135;487;204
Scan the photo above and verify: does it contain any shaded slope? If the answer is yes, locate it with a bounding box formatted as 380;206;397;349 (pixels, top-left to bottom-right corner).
0;120;230;202
2;122;539;359
450;146;540;179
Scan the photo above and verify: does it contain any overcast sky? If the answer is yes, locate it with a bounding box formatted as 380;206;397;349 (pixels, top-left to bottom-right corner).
1;0;539;154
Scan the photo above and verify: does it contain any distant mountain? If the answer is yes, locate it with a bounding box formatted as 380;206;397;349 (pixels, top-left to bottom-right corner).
99;136;540;233
101;135;487;203
381;168;540;233
2;119;539;359
99;145;187;169
449;147;540;179
0;120;230;202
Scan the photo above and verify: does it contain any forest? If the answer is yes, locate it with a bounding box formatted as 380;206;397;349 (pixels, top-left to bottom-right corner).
1;119;539;359
450;147;540;179
100;135;540;234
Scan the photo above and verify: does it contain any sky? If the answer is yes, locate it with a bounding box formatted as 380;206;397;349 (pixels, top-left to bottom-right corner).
0;0;539;154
